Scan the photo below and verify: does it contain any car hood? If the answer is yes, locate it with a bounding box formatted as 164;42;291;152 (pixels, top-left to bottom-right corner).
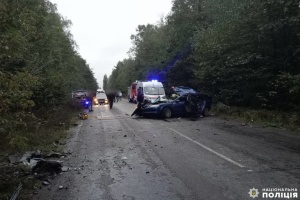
172;86;198;96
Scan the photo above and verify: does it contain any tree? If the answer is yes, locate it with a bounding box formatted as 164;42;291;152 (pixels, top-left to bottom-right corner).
103;74;108;91
106;0;300;110
0;0;98;150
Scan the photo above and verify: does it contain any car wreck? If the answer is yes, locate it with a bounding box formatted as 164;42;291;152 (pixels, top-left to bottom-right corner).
131;86;212;118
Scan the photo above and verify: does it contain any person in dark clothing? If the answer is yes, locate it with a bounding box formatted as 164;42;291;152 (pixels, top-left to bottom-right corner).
137;87;144;109
106;93;115;109
131;87;144;117
86;90;95;111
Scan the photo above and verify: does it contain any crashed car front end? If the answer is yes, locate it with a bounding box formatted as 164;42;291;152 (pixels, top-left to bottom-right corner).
133;86;212;118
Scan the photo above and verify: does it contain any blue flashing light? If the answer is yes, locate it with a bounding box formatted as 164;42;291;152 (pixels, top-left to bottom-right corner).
85;101;89;104
151;80;158;82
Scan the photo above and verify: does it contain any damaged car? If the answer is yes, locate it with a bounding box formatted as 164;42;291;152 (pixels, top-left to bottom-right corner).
131;86;212;118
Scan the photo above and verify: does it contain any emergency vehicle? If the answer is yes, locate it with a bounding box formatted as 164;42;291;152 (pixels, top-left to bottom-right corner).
127;80;166;103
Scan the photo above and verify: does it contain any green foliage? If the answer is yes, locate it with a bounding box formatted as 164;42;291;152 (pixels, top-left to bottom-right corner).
107;0;299;114
193;0;300;109
213;103;300;131
0;71;39;112
0;0;98;152
9;135;29;151
107;58;137;94
266;72;300;109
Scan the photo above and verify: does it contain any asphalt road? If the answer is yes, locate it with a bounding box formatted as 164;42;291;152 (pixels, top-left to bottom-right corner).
34;99;300;200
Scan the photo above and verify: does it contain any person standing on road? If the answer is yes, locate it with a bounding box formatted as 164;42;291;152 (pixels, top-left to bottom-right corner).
114;90;122;102
131;87;144;117
118;91;122;101
137;87;144;109
85;90;95;112
106;92;115;109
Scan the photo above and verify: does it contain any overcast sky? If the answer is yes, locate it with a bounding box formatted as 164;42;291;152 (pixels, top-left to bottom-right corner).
49;0;173;88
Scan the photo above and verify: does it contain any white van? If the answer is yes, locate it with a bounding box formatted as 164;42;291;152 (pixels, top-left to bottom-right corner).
96;89;108;104
136;81;166;103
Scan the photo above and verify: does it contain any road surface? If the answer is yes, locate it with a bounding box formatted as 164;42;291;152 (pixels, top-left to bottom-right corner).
33;99;300;200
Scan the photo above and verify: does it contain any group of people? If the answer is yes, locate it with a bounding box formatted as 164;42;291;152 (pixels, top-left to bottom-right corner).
73;89;125;120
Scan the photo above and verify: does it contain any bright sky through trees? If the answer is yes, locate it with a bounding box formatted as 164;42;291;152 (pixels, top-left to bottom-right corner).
49;0;173;88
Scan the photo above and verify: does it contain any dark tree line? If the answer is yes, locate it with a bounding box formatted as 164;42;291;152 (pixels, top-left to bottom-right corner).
107;0;300;111
0;0;98;149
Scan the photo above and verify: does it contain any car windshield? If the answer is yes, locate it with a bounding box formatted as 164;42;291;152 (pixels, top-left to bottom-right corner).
144;87;165;95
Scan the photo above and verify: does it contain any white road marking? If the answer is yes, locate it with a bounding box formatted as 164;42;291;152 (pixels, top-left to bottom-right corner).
168;128;246;168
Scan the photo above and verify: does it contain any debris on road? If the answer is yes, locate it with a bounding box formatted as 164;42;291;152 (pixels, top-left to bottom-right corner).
79;112;88;120
32;160;62;175
64;149;73;155
44;152;63;158
42;181;50;186
8;152;31;164
61;166;69;172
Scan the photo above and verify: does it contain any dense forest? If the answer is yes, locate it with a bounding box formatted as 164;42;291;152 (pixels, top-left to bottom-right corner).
107;0;300;112
0;0;98;150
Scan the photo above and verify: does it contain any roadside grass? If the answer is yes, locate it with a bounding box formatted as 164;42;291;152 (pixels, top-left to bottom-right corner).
0;103;82;199
0;166;41;200
211;103;300;132
0;106;79;155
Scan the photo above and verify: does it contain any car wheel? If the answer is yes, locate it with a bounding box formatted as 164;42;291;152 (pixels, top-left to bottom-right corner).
161;107;172;118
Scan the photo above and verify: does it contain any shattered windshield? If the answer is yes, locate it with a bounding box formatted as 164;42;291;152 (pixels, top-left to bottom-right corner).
144;87;165;95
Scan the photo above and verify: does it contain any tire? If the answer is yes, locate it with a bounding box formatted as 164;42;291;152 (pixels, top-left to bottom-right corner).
161;107;172;118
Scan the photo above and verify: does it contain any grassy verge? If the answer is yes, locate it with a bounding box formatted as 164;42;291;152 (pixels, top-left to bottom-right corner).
211;102;300;132
0;104;81;199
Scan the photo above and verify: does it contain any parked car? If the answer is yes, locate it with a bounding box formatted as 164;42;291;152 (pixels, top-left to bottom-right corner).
131;86;212;118
72;90;87;99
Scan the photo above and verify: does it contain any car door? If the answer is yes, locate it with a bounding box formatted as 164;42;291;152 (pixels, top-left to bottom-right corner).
171;96;187;115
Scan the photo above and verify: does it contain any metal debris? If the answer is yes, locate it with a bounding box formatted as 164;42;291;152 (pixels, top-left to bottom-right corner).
10;182;22;200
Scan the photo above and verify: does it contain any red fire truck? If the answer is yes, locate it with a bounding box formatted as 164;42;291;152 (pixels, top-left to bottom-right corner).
127;82;138;103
